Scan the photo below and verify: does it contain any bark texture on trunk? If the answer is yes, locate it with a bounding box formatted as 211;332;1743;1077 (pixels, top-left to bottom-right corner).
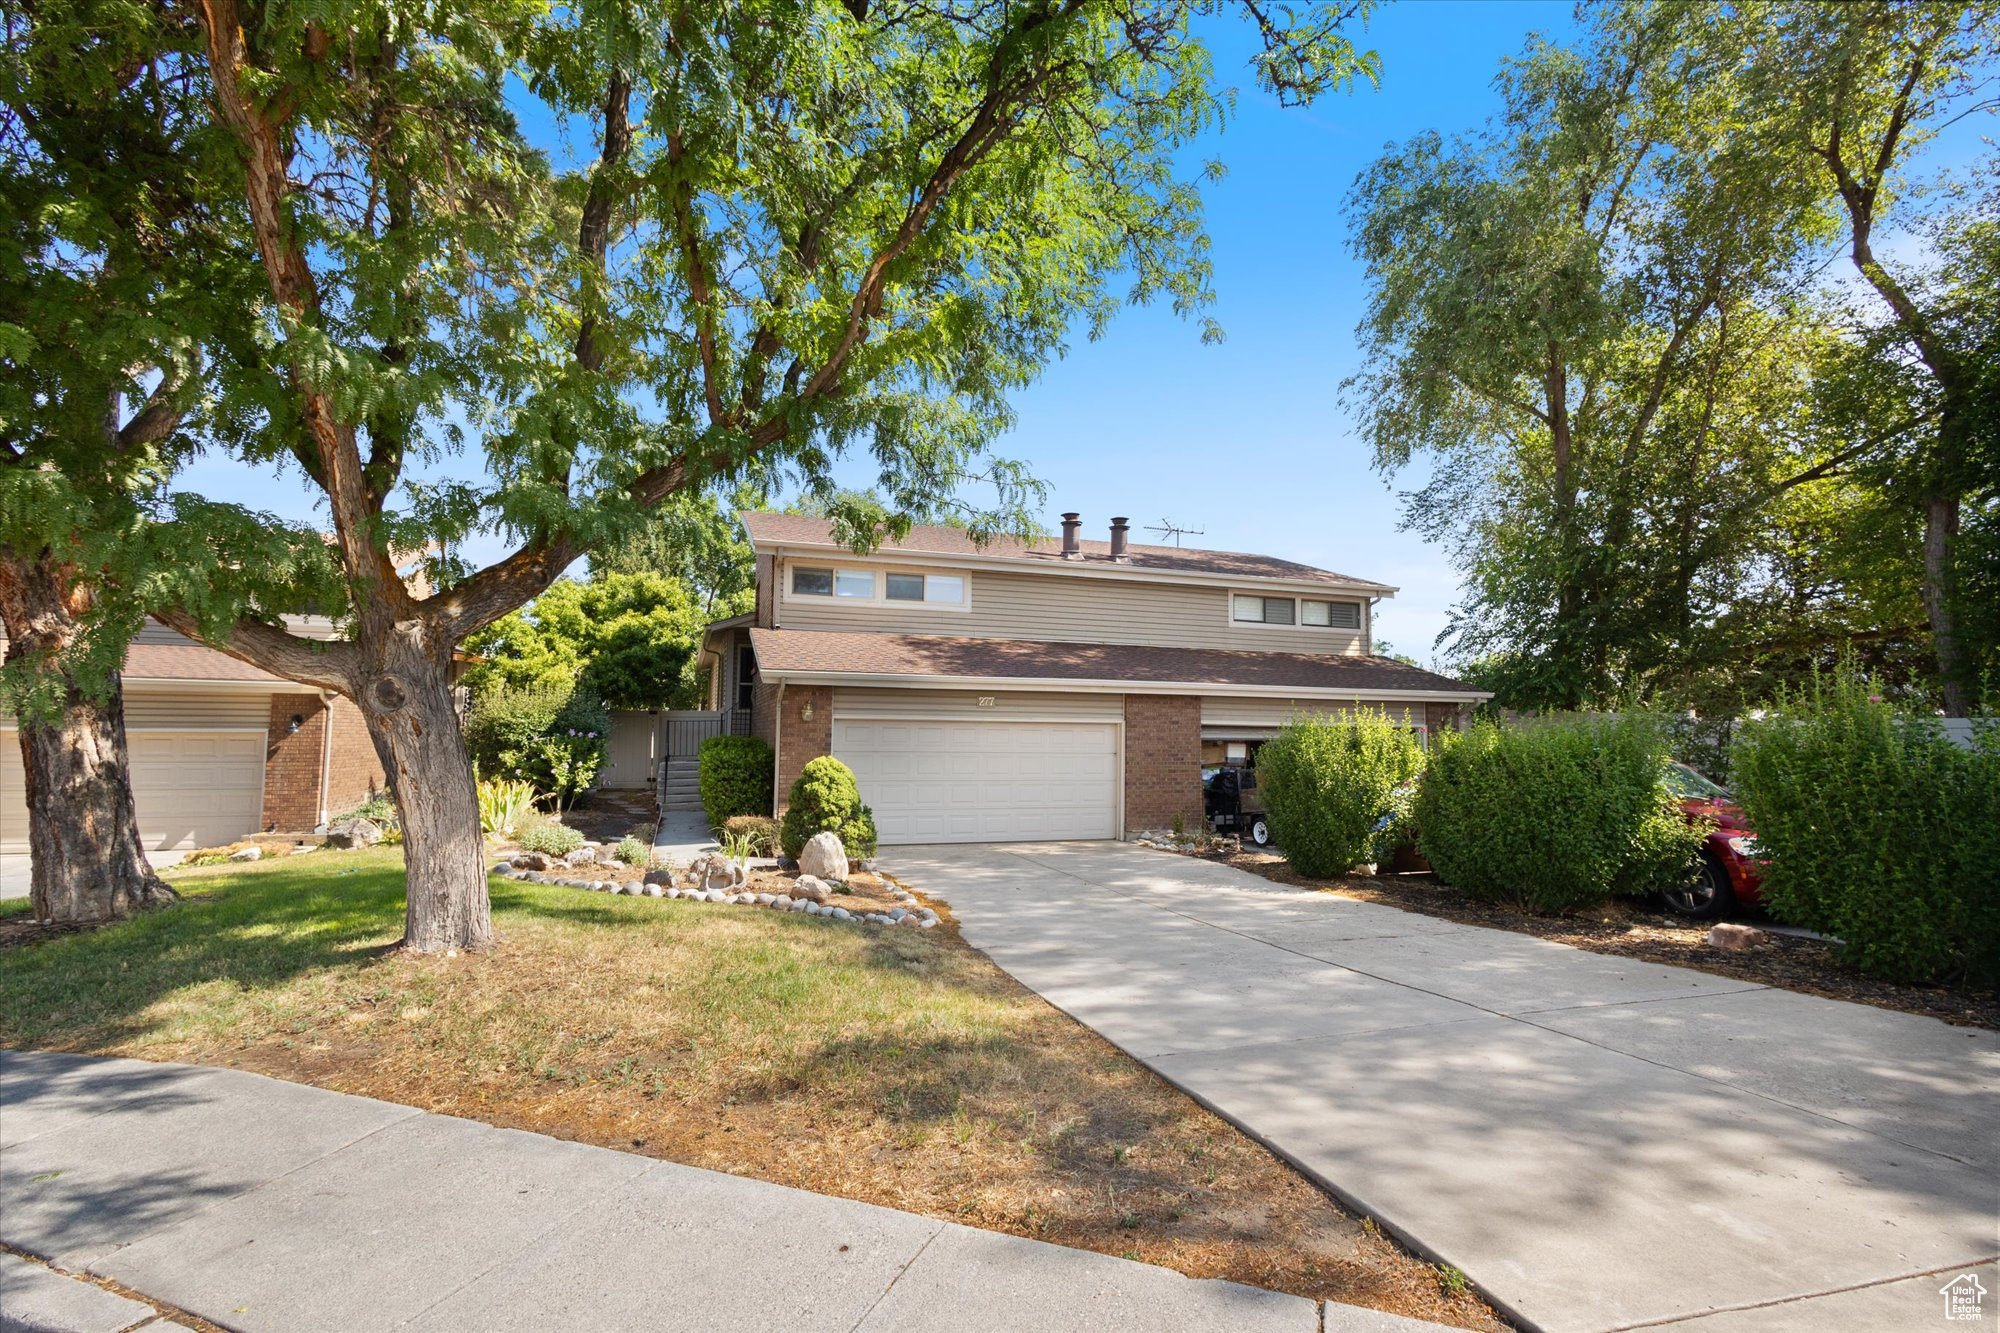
0;548;173;922
357;625;489;952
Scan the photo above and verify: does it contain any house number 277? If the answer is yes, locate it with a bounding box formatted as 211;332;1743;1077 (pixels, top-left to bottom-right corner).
976;696;995;708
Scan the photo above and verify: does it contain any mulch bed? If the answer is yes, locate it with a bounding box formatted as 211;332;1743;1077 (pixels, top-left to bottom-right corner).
1209;850;2000;1031
559;788;660;845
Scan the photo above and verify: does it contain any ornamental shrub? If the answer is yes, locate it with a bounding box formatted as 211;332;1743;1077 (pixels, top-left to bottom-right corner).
779;756;878;860
1257;709;1426;878
514;813;585;858
698;735;775;827
721;814;780;856
1731;668;2000;985
464;681;609;804
1415;715;1704;914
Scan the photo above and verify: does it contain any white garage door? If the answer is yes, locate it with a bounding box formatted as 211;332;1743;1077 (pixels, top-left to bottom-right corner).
1;729;266;854
832;719;1118;844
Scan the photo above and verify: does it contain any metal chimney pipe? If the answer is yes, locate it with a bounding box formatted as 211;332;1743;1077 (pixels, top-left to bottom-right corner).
1109;516;1130;562
1060;512;1081;558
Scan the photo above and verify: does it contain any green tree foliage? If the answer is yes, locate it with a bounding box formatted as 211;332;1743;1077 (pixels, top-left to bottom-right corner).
463;683;610;808
1415;716;1705;914
780;756;878;861
1348;2;1996;715
1257;710;1425;878
463;573;708;711
1731;667;2000;985
1735;1;2000;715
88;0;1379;951
697;735;775;829
593;483;764;619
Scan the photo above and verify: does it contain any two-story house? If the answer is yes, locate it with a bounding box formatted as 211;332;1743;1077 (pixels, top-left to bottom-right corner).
699;511;1488;844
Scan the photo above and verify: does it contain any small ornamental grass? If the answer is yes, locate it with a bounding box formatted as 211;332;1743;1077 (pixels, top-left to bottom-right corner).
1415;715;1704;914
780;756;878;860
1731;667;2000;986
478;779;539;837
698;735;775;828
720;814;780;856
1258;709;1426;878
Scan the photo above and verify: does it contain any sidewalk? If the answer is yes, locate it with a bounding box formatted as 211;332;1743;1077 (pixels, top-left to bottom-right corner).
649;807;716;862
0;1050;1450;1333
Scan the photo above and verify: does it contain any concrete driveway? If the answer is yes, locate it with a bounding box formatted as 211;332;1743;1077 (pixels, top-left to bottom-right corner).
884;842;2000;1333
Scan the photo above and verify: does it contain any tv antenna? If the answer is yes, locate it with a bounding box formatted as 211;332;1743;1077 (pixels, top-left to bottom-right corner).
1145;518;1204;548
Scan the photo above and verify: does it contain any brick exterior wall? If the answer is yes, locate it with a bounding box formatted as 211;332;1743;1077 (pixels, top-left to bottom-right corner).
260;692;388;832
1425;701;1470;738
773;683;831;817
325;694;387;815
1122;693;1203;835
261;694;326;832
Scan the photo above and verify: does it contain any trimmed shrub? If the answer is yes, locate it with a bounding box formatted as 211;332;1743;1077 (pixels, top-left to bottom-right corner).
1257;709;1426;878
720;814;780;856
779;756;878;860
698;735;774;827
465;682;609;807
1732;669;2000;985
514;813;584;858
1415;715;1705;914
614;836;649;866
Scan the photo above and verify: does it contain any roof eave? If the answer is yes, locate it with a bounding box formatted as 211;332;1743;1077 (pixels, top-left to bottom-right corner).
754;664;1489;704
748;534;1399;599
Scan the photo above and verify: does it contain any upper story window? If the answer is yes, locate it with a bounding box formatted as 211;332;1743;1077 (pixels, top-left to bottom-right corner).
886;572;965;603
791;566;874;598
1232;594;1361;630
787;563;969;609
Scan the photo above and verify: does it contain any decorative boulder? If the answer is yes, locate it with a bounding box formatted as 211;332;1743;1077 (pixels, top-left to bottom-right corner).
513;852;551;872
643;867;676;887
1707;923;1768;952
791;875;830;904
229;846;263;862
797;831;850;882
688;852;745;892
563;847;601;869
324;818;382;850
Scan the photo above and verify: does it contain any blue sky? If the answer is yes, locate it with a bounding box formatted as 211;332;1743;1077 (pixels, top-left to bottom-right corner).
170;2;1992;668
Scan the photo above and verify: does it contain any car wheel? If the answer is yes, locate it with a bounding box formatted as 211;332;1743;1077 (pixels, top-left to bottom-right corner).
1663;852;1736;921
1249;817;1271;847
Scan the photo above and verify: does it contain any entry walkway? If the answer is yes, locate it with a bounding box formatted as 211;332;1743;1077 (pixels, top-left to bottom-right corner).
0;1050;1443;1332
884;842;2000;1333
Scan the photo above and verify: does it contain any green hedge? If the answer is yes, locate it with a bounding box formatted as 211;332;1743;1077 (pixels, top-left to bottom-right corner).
1415;715;1704;914
698;735;774;828
779;756;878;861
1732;670;1999;985
1258;710;1426;878
464;681;609;807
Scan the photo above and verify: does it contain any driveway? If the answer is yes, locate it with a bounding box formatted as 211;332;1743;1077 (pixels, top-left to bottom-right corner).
884;842;2000;1333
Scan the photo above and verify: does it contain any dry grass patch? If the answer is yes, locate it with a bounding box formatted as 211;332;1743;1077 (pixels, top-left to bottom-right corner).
0;850;1503;1330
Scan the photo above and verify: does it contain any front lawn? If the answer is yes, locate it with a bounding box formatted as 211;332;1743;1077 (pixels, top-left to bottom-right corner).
0;850;1501;1330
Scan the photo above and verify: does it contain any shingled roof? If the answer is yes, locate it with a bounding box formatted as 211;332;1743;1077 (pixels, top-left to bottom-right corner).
740;513;1394;592
747;628;1483;697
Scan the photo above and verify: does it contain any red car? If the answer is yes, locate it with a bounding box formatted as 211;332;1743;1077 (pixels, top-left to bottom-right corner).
1660;761;1764;920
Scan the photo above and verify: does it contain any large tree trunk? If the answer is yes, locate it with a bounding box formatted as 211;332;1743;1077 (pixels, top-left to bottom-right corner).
0;548;173;922
355;623;489;952
1921;488;1968;717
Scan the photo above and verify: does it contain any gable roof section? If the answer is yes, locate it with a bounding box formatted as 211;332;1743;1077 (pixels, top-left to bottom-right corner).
748;628;1486;700
740;512;1394;593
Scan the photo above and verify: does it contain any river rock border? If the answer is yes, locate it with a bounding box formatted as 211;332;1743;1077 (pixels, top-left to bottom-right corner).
490;859;941;930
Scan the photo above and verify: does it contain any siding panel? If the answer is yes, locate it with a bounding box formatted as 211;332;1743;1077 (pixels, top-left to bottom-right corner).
779;561;1369;656
1201;697;1434;729
125;690;273;729
831;687;1122;721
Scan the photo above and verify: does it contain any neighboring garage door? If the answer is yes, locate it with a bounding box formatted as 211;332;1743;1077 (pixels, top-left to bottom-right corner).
832;719;1118;844
0;729;266;854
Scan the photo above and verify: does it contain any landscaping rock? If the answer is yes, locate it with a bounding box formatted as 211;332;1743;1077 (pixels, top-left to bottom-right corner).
324;817;382;850
771;895;793;910
563;847;601;869
689;852;745;892
229;846;263;862
797;832;850;882
898;915;920;928
643;868;675;887
889;908;908;922
1708;923;1768;952
791;875;831;904
512;852;550;871
754;893;775;905
643;884;663;898
830;907;853;922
